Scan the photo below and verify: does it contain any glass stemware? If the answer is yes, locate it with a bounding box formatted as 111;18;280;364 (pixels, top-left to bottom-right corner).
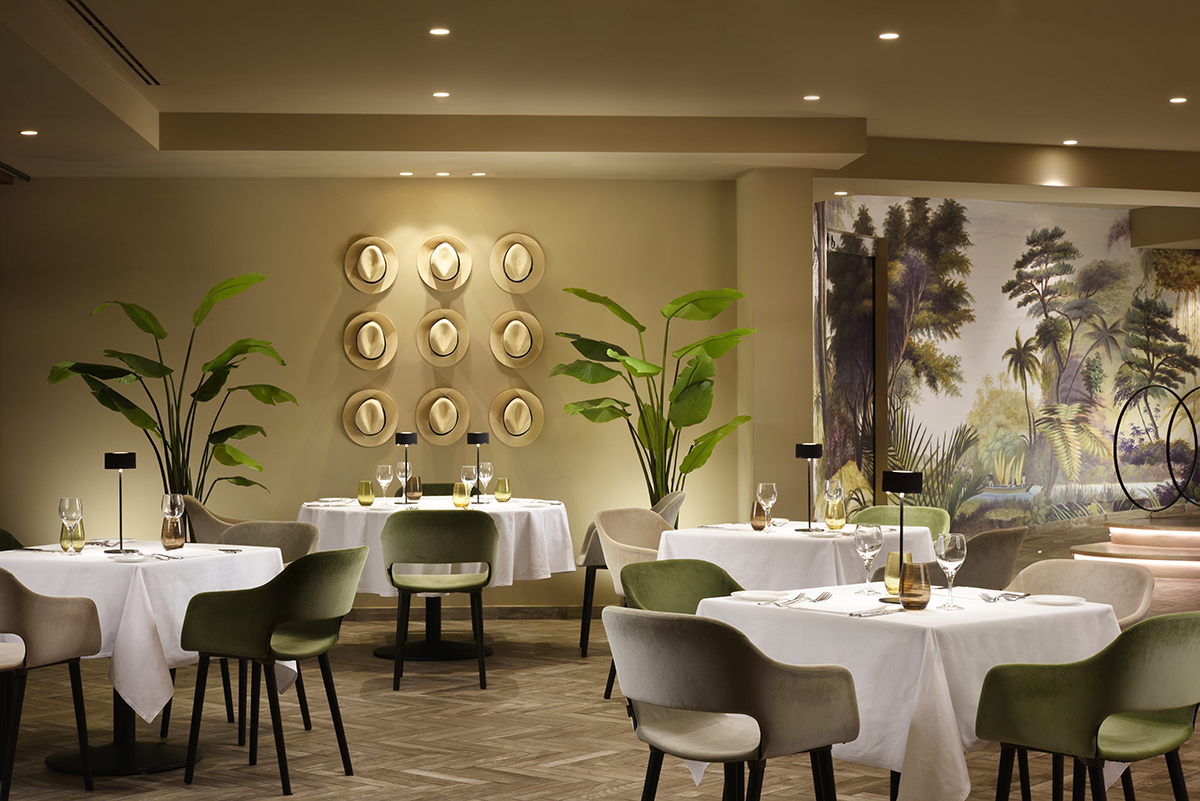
478;461;494;502
161;493;185;550
936;533;968;610
854;524;883;594
823;479;846;530
59;497;83;555
376;464;393;499
756;483;777;530
461;465;478;503
396;462;411;501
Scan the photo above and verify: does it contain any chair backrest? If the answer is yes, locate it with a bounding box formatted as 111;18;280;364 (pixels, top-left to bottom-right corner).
853;504;951;537
0;568;101;668
1005;559;1154;628
577;491;688;568
268;547;369;623
650;491;687;528
0;528;22;550
593;508;673;597
219;521;320;564
620;559;743;614
951;527;1027;590
379;509;499;568
421;482;456;497
603;606;859;759
183;495;245;543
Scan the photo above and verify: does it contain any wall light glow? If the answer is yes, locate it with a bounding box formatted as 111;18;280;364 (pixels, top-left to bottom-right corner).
435;172;450;176
1062;140;1078;145
430;28;449;35
398;172;413;176
803;95;820;101
433;92;450;98
879;32;899;40
834;191;849;196
471;172;486;176
20;130;37;136
1170;97;1187;104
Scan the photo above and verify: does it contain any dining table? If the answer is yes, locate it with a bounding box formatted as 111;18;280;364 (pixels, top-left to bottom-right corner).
695;583;1121;801
658;521;937;590
0;539;285;776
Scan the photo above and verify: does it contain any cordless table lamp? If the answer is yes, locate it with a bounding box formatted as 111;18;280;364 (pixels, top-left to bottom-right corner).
395;432;417;502
882;470;923;559
104;451;137;554
467;432;489;503
795;443;823;532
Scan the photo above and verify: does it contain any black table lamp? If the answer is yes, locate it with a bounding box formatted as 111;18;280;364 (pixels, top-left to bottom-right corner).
882;470;923;558
104;452;137;554
467;432;489;502
395;432;417;502
795;443;823;532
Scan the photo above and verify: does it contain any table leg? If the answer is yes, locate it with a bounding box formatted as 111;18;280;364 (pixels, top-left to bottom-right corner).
45;689;197;776
373;596;494;661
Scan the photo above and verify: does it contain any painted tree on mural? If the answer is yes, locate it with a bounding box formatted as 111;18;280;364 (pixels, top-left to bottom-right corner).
1113;293;1200;441
1002;330;1042;446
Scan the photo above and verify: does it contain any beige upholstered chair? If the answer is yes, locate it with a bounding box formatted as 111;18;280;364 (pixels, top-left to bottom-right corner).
1006;559;1155;629
1;568;103;799
604;606;859;801
577;492;685;657
872;526;1027;590
182;495;246;543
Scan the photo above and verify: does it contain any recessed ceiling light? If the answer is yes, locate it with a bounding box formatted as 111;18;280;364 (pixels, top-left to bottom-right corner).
471;172;486;176
435;172;450;176
19;130;37;136
1063;140;1078;146
834;191;849;196
398;172;413;176
879;32;899;40
430;28;449;35
803;95;820;101
1169;97;1187;104
1043;180;1066;187
433;92;450;98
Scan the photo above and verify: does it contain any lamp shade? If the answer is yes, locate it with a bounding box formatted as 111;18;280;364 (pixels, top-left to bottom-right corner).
467;432;490;445
104;452;136;470
395;432;418;446
883;470;922;494
795;442;823;459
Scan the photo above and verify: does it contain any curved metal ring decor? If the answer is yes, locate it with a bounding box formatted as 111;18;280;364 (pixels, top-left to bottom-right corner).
1112;384;1199;511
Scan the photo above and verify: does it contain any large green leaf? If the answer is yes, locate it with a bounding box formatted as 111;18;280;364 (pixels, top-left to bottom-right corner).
229;384;298;406
610;351;662;378
193;273;266;327
564;288;646;333
671;328;755;360
202;339;285;373
192;366;233;403
92;301;167;339
81;376;158;429
668;380;714;428
549;360;622;384
636;403;673;454
557;332;628;362
210;475;269;492
211;442;264;472
564;397;630;423
103;350;173;379
661;289;743;322
679;415;750;474
209;424;266;444
669;354;716;402
47;361;137;385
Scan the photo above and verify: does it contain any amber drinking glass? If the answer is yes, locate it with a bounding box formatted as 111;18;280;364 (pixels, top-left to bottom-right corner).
406;475;423;501
750;500;767;531
494;478;511;503
160;493;185;550
452;482;470;508
899;562;933;610
883;551;912;596
357;480;375;506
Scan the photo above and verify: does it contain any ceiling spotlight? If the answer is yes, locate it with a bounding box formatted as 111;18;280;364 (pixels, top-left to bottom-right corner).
398;172;413;176
834;191;849;196
879;32;899;40
803;95;820;101
471;172;486;176
430;28;449;35
1169;97;1187;104
435;172;450;176
1063;140;1078;146
20;130;37;136
433;92;450;98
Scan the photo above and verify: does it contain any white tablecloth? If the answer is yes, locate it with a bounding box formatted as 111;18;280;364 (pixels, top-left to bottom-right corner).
0;540;284;723
659;523;936;590
696;585;1120;801
297;496;576;596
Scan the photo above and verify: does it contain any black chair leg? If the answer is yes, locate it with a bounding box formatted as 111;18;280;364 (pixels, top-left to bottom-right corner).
641;747;664;801
818;748;837;801
1074;758;1086;801
996;744;1016;801
238;659;248;746
1053;754;1065;801
746;758;766;801
1166;749;1188;801
219;658;235;722
160;667;176;738
809;751;825;801
471;591;487;689
318;653;353;776
294;665;312;731
891;769;902;801
1;671;27;801
250;660;262;766
184;655;209;785
393;593;411;691
737;760;745;801
1088;762;1109;801
604;658;617;699
263;659;291;796
723;761;737;801
66;660;93;791
1018;747;1033;801
1120;767;1135;801
580;565;597;657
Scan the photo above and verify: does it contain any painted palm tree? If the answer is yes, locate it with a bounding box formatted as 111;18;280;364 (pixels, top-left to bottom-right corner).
1003;329;1042;445
1064;316;1123;403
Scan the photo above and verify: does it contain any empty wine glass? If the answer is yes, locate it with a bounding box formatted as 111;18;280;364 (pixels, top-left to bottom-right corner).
824;479;846;530
936;533;968;610
396;461;411;502
756;483;777;529
376;464;393;499
161;493;184;520
59;497;83;555
478;462;494;501
461;465;478;503
854;525;883;595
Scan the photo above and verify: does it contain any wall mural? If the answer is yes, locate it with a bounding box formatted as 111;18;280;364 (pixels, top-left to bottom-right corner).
818;197;1200;533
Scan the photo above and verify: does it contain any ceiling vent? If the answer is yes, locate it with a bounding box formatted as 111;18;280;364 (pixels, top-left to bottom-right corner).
60;0;160;86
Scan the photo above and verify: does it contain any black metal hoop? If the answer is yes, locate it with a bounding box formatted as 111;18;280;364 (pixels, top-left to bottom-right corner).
1112;384;1196;512
1164;386;1200;508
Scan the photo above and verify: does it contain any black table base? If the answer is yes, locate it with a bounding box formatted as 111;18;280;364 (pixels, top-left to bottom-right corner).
45;690;199;776
372;596;493;661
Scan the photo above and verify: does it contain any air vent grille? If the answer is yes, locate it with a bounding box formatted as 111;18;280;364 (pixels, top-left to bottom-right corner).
61;0;160;86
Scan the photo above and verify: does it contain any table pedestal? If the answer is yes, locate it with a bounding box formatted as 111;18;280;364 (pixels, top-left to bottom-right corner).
372;596;493;661
45;690;197;776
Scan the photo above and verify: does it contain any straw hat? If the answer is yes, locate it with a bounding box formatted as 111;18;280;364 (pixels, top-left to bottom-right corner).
343;237;398;294
342;389;398;447
489;311;543;368
417;234;471;291
489;234;545;294
489;389;544;447
416;388;470;444
343;311;399;370
416;309;470;366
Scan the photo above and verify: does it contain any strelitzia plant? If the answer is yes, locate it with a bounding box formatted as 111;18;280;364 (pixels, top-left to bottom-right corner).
551;287;753;505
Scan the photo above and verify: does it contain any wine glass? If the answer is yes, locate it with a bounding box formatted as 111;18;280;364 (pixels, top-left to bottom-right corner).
59;497;83;555
461;465;478;503
161;493;185;551
395;461;411;502
478;461;494;502
755;483;777;529
936;533;968;610
854;525;883;595
376;464;393;500
823;479;846;530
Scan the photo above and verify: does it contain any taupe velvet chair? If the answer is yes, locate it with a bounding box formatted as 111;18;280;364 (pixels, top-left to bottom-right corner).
182;495;246;543
871;527;1027;590
977;611;1200;801
1005;559;1154;630
853;504;951;537
604;606;860;801
577;492;685;657
1;568;102;801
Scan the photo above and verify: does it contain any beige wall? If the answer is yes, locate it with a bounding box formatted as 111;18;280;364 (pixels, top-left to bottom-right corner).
1;176;811;609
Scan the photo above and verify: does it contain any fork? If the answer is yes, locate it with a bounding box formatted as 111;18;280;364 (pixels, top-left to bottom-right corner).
761;592;806;606
979;591;1024;603
791;591;833;604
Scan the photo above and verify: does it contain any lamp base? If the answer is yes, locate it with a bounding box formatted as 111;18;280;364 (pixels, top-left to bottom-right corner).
104;548;141;555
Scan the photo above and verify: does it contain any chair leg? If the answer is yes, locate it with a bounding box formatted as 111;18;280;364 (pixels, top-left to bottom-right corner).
891;770;901;801
605;658;617;699
263;659;291;796
471;591;487;689
746;758;766;801
1120;767;1135;801
580;565;597;657
1166;749;1189;801
238;658;248;746
723;761;737;801
250;660;262;766
1018;747;1033;801
809;751;825;801
1053;754;1065;801
393;593;411;691
1088;762;1109;801
818;748;838;801
184;655;209;785
67;660;93;792
318;653;353;776
1074;759;1087;801
1;671;27;801
641;747;664;801
160;667;176;738
996;744;1016;801
737;760;745;801
294;665;312;731
220;657;235;723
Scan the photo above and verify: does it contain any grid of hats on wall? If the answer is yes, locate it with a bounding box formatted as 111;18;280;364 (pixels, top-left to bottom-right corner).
340;233;546;449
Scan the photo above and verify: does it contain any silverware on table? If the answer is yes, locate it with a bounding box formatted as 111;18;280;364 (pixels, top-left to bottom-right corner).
979;591;1026;603
849;607;904;617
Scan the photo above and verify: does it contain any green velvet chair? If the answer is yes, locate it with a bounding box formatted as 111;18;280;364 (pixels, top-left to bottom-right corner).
380;509;498;690
182;546;368;796
620;558;743;615
852;504;951;537
976;611;1200;801
393;482;456;497
604;606;860;801
0;530;21;551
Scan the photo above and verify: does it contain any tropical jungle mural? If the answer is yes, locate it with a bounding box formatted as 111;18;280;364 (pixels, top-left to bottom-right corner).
816;197;1200;533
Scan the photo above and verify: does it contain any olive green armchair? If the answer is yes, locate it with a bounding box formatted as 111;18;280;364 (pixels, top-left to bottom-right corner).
620;558;743;615
977;611;1200;801
0;530;21;551
604;606;859;801
182;546;368;796
853;504;951;537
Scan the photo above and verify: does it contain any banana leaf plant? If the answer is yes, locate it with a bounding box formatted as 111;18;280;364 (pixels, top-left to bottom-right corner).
551;287;753;505
47;273;296;503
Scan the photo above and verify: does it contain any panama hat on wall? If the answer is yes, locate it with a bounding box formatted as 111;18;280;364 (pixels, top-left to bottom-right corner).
417;234;472;292
489;388;544;447
416;388;470;444
343;311;399;370
344;236;398;294
489;233;544;294
416;309;470;366
489;311;543;369
342;389;398;447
